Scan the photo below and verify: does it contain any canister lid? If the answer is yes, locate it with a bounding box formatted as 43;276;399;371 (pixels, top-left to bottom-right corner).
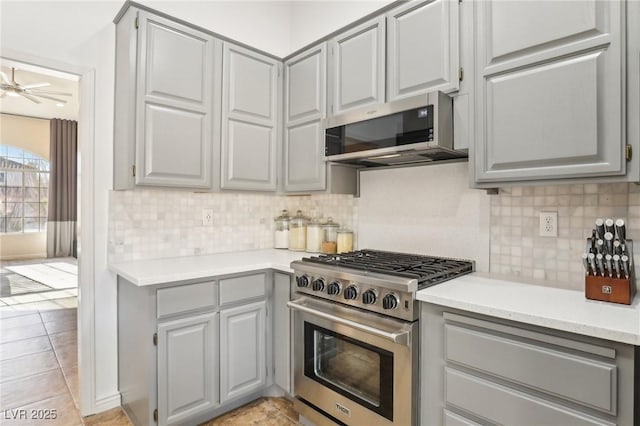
275;209;290;222
323;217;339;228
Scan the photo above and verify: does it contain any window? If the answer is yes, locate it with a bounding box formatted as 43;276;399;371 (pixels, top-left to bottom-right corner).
0;145;49;233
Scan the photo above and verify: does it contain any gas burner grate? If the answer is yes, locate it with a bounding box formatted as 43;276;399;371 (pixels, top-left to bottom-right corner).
303;249;473;286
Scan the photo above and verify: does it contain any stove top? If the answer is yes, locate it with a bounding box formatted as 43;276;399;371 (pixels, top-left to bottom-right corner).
291;249;474;321
302;249;473;287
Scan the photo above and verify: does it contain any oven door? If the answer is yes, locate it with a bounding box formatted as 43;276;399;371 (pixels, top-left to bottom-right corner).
288;297;418;426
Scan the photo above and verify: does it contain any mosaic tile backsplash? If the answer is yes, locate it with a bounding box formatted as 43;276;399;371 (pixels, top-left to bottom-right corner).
108;189;357;263
108;179;640;292
489;183;640;290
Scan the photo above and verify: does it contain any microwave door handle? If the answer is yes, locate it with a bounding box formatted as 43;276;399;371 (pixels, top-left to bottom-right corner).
287;300;410;346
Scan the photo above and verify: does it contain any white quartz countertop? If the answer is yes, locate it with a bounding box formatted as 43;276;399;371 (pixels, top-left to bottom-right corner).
109;249;306;286
417;273;640;345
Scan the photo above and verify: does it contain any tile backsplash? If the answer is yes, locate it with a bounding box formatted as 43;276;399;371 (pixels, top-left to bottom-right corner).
108;177;640;292
489;183;640;290
108;189;357;263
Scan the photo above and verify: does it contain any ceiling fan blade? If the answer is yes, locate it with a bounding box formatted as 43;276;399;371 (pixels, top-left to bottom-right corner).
0;72;10;85
25;89;72;96
21;82;50;89
29;93;67;104
20;92;41;103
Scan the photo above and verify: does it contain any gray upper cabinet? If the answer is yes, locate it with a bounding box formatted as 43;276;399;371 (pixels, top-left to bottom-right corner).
474;0;625;184
284;44;327;192
329;16;386;117
114;11;220;189
386;0;459;101
157;311;218;426
221;43;280;191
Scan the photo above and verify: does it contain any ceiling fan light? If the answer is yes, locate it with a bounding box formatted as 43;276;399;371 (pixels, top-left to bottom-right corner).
55;102;65;107
6;91;19;97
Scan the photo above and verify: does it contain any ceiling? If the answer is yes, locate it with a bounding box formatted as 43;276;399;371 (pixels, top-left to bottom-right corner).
0;59;79;121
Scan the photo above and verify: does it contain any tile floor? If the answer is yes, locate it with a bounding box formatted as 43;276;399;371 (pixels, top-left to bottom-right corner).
0;260;298;426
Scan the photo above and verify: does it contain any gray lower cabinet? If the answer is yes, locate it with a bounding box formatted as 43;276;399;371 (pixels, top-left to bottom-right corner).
118;271;275;426
272;272;292;393
473;0;626;185
221;43;281;191
157;312;218;426
220;301;267;402
421;303;637;426
114;8;220;190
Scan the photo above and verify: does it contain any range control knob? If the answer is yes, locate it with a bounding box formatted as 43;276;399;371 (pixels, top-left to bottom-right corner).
362;289;377;305
343;286;358;300
382;293;399;310
312;278;325;292
296;274;310;288
327;281;341;296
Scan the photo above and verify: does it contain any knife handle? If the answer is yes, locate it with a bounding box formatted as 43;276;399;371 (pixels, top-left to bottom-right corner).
604;232;614;255
595;218;605;240
621;255;630;279
605;254;613;278
596;253;605;277
605;218;615;235
615;219;626;245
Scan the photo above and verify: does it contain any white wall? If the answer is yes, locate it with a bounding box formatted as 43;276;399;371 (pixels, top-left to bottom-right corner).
288;0;394;53
357;162;491;272
0;0;386;414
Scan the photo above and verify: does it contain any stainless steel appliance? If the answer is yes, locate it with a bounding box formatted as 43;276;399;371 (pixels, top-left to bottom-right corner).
324;92;467;167
288;250;474;425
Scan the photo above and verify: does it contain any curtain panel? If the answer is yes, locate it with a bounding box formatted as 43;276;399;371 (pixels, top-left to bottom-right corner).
47;119;77;258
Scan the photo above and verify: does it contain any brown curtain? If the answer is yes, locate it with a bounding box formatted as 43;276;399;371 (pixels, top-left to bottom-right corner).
47;119;77;258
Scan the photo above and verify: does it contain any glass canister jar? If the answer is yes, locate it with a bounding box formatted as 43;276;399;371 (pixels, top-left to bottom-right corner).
321;217;339;254
306;216;323;253
274;210;290;249
289;210;309;251
336;228;354;253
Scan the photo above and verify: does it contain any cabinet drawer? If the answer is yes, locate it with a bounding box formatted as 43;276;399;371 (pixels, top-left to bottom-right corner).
157;281;216;318
219;273;266;305
444;322;617;414
445;368;615;426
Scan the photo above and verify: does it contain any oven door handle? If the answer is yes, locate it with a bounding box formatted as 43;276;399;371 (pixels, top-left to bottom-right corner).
287;299;411;346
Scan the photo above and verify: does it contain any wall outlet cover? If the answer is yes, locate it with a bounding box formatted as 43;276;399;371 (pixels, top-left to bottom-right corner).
539;211;558;237
202;208;214;226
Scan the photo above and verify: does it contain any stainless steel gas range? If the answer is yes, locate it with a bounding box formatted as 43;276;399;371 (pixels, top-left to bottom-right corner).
287;249;474;426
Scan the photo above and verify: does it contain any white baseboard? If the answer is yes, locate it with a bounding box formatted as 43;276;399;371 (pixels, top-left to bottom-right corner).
84;392;122;417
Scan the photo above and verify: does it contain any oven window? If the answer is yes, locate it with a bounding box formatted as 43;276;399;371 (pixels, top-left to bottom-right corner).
304;322;394;421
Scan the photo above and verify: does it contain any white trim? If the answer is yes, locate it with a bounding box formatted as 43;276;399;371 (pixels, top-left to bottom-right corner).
0;49;98;417
94;392;122;413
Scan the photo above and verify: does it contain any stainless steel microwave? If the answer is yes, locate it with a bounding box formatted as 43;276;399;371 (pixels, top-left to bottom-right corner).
325;91;466;167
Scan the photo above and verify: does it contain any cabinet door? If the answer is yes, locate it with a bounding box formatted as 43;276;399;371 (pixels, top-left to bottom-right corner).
284;44;327;192
474;0;625;183
329;16;386;116
135;12;218;188
285;43;326;124
157;312;218;426
273;273;292;393
220;300;267;402
386;0;459;101
221;43;280;191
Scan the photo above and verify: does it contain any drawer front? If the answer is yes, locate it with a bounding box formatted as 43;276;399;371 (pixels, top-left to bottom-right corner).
219;273;266;305
157;281;216;318
444;323;617;414
445;368;615;426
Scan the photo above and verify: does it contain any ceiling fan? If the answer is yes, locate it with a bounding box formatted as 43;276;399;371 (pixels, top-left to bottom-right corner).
0;67;72;104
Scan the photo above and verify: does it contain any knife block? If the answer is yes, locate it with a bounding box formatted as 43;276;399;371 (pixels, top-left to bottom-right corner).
584;239;636;305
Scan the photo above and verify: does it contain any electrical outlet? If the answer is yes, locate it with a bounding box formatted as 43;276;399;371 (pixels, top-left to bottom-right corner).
539;211;558;237
202;208;213;226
